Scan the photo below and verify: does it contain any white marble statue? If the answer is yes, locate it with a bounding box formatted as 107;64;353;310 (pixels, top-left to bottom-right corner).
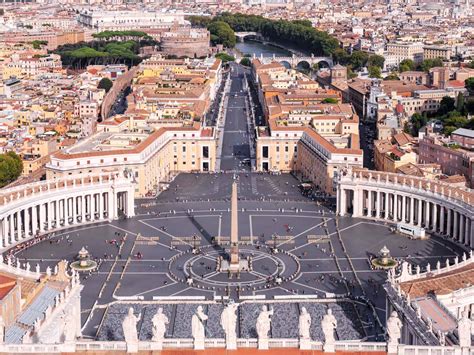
458;308;472;347
151;308;169;342
386;311;402;345
63;310;77;343
122;308;141;344
192;306;208;340
322;308;337;352
299;307;312;340
221;302;238;349
256;305;274;339
0;315;4;344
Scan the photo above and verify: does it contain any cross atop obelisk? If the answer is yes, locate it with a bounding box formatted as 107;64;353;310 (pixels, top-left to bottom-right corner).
229;181;239;269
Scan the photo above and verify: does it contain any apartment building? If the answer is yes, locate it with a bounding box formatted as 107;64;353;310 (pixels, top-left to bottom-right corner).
253;59;363;195
423;45;452;60
386;42;424;63
418;129;474;188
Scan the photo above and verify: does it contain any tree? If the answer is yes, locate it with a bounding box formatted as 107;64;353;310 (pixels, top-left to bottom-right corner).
215;52;235;63
311;63;319;71
419;58;443;72
322;98;338;104
349;51;369;71
368;65;382;79
98;77;113;93
466;78;474;95
467;60;474;69
368;54;385;69
332;48;350;65
466;99;474;114
240;57;251;67
30;40;48;49
456;92;465;113
207;21;236;48
0;151;23;188
409;113;427;136
438;96;455;115
399;59;416;72
384;72;400;80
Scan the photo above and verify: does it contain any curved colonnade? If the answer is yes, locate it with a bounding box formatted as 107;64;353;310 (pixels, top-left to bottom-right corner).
337;169;474;248
0;174;135;251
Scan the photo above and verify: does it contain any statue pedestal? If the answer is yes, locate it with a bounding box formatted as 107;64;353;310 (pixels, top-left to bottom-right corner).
387;343;398;354
226;336;237;350
126;341;139;353
300;337;311;350
153;340;163;350
323;343;335;353
258;337;269;350
194;337;205;350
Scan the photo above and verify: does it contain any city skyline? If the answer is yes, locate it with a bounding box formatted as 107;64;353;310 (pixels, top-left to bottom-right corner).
0;1;473;354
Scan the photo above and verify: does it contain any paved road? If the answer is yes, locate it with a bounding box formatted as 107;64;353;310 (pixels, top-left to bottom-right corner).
220;64;252;171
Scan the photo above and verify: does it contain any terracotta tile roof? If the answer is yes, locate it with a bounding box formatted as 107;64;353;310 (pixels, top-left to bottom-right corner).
393;132;414;147
0;273;17;300
400;263;474;298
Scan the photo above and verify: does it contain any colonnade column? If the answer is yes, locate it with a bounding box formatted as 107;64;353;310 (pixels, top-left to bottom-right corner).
9;214;15;242
98;193;104;220
81;195;86;222
24;207;30;238
108;191;115;220
2;219;8;247
460;214;465;244
432;204;438;232
127;192;135;217
453;211;459;241
425;202;431;229
375;191;381;218
409;198;415;224
367;190;372;217
440;206;445;234
417;200;422;227
447;209;452;236
32;205;38;236
91;193;96;221
72;196;77;224
402;195;406;223
384;192;390;219
16;211;22;240
465;217;470;246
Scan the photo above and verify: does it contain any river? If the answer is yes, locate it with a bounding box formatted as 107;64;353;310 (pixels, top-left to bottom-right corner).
235;39;291;57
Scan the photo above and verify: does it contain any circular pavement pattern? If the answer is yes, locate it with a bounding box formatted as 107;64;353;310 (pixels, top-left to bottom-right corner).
168;244;301;290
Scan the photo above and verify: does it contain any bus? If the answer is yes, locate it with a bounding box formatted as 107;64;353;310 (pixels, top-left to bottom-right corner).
396;223;426;239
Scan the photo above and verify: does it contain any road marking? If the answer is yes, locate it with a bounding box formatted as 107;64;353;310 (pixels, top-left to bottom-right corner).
138;219;193;247
133;279;177;296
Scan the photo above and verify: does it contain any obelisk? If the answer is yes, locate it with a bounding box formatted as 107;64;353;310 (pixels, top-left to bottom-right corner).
229;182;239;270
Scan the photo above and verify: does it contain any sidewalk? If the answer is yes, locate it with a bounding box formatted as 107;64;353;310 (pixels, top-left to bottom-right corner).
214;75;231;172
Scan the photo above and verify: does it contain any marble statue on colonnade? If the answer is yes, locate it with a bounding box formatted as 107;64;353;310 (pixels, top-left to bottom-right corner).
256;305;274;350
221;302;238;350
458;308;472;348
386;311;402;354
151;308;169;349
299;306;312;349
122;307;141;353
192;306;208;350
322;308;337;353
0;315;4;344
